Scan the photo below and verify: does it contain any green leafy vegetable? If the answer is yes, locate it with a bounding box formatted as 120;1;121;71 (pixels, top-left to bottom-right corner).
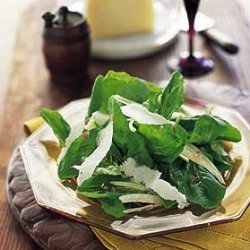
179;115;241;144
137;123;187;163
157;71;185;119
99;197;125;218
110;98;154;167
39;70;242;217
168;160;226;209
40;108;71;146
77;174;125;197
162;200;177;209
58;129;98;179
144;71;185;119
88;71;161;116
77;174;129;218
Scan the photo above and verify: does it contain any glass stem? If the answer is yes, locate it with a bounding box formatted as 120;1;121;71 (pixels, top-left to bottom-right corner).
184;0;200;59
188;22;195;58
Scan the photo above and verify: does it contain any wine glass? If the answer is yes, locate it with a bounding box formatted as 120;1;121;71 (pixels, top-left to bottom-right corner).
168;0;214;77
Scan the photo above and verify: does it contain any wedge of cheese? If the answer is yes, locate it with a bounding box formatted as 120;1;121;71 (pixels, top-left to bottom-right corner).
86;0;154;39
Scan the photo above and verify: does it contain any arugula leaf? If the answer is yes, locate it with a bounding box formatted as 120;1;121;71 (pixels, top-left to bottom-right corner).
145;72;185;119
168;160;226;209
99;197;125;218
146;81;162;100
77;174;127;218
98;143;123;167
77;174;125;196
110;98;154;167
40;108;71;146
88;71;161;116
58;129;98;179
157;71;185;119
179;115;241;144
137;123;187;163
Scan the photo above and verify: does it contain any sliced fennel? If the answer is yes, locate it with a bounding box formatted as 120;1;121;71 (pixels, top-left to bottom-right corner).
124;204;161;214
181;144;225;184
76;121;113;185
119;194;163;205
110;181;148;192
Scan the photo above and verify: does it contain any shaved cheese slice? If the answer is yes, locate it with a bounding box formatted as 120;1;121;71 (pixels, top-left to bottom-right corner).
150;179;188;209
76;121;113;185
120;158;189;209
121;103;173;125
120;158;161;187
181;144;225;184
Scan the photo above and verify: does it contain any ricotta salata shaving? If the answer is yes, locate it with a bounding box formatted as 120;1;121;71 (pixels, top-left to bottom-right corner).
76;121;113;185
120;158;189;209
121;102;173;125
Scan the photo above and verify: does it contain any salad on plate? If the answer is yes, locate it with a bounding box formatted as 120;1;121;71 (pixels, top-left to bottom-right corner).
40;71;241;218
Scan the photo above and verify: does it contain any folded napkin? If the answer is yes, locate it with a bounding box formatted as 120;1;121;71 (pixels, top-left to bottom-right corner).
24;81;250;250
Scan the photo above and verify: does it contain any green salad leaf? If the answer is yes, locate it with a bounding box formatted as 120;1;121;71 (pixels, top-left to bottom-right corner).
77;174;125;198
58;129;98;179
144;71;184;119
179;115;241;144
110;98;154;167
137;123;187;163
88;71;161;116
40;108;71;146
40;70;242;217
168;160;226;209
157;71;185;119
99;197;125;218
77;174;129;218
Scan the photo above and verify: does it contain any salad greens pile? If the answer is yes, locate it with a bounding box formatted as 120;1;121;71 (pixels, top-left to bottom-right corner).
40;71;241;218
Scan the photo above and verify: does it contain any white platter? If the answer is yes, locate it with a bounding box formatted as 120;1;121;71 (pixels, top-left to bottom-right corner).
20;99;250;239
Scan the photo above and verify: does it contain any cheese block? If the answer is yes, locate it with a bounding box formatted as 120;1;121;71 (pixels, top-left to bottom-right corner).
86;0;154;39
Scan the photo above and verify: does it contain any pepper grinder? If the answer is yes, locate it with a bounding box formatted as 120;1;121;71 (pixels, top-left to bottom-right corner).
42;6;90;85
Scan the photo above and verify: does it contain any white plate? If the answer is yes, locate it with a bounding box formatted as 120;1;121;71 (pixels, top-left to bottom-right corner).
69;0;181;59
20;99;250;239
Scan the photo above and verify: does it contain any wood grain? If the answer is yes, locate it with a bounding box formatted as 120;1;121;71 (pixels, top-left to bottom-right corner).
1;0;250;249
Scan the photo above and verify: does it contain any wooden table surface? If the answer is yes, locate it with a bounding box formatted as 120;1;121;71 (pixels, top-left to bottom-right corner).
0;0;250;249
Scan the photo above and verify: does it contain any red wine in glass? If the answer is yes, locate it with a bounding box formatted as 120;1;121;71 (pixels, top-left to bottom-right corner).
168;0;214;77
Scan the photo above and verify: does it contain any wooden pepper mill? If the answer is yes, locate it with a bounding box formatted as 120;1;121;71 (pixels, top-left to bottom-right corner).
42;6;90;85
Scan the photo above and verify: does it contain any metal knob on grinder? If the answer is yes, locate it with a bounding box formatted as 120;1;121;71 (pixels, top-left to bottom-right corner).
42;6;90;85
